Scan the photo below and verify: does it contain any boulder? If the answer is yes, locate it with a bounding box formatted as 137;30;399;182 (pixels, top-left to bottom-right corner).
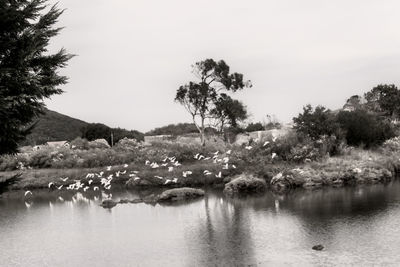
100;199;118;208
223;174;267;195
312;244;324;251
157;187;205;202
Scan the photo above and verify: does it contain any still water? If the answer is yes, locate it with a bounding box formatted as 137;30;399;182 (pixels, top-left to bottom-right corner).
1;181;400;266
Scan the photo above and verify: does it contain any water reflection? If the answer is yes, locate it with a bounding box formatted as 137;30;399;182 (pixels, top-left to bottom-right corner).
0;181;400;266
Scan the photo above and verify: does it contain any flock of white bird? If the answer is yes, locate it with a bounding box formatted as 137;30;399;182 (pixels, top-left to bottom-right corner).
24;137;280;199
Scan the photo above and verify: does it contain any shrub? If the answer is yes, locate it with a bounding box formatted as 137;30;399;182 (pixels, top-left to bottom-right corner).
337;110;395;147
293;105;341;140
70;137;89;150
245;122;264;132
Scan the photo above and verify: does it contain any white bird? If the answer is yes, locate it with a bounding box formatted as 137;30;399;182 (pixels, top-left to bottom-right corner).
134;177;140;181
86;173;95;179
245;146;253;150
164;179;171;184
57;185;63;190
24;191;32;197
182;171;193;177
223;157;229;163
168;167;174;172
132;170;139;174
58;196;64;202
161;163;168;167
194;153;200;159
223;163;229;170
60;177;69;182
106;166;112;171
174;161;181;167
120;170;126;175
123;164;129;168
88;179;93;185
145;160;150;165
129;174;136;177
272;136;278;142
93;186;99;191
226;150;231;155
263;141;270;147
83;186;89;192
215;171;222;178
151;162;159;168
105;184;111;190
204;170;212;176
232;164;237;169
213;151;219;155
162;157;168;162
203;157;211;160
198;155;205;160
172;178;178;183
48;182;54;188
98;171;104;177
154;175;163;180
272;153;277;159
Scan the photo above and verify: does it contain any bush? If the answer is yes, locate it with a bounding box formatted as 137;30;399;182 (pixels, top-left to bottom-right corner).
70;137;89;150
245;122;264;132
337;110;395;147
293;105;341;140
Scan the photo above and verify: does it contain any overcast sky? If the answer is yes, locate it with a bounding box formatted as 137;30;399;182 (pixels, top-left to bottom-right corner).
46;0;400;132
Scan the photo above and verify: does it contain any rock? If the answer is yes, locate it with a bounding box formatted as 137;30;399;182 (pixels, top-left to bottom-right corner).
223;174;267;195
129;199;143;204
158;187;205;202
142;194;158;204
312;244;324;251
119;199;130;204
100;199;118;208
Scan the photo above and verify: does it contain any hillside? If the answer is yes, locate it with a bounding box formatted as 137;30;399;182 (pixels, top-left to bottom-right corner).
22;109;90;146
21;109;144;146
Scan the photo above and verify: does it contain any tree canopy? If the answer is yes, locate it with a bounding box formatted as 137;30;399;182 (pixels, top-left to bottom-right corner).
175;59;251;145
364;84;400;118
0;0;72;154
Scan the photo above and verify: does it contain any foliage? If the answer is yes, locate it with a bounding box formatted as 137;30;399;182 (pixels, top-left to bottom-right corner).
0;0;72;155
364;84;400;117
146;123;198;136
21;109;89;145
175;58;251;145
293;105;341;140
337;110;395;147
70;137;89;150
210;94;248;131
81;123;144;145
245;122;264;132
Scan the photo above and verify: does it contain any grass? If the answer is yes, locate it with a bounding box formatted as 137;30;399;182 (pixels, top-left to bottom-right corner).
2;135;400;192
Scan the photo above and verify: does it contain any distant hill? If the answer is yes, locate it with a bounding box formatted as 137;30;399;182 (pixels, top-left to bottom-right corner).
21;109;144;146
22;109;90;146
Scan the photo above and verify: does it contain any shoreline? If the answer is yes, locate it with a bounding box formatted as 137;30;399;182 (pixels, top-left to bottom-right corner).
1;150;399;195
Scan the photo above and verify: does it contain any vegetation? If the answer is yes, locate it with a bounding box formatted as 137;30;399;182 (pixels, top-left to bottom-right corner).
245;122;264;132
22;109;89;146
337;110;395;147
175;58;251;146
81;123;144;145
146;123;198;136
0;0;72;155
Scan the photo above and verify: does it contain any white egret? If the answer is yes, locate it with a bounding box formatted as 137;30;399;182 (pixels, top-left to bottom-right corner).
245;146;253;150
168;167;174;172
123;164;129;168
215;172;222;178
145;160;150;165
48;182;54;188
223;164;229;170
93;186;99;191
226;150;231;154
88;179;93;185
263;141;270;147
57;185;63;190
24;191;32;197
272;153;277;159
60;177;69;182
106;166;112;171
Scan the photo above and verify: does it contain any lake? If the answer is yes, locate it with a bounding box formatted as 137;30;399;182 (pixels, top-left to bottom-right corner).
1;181;400;266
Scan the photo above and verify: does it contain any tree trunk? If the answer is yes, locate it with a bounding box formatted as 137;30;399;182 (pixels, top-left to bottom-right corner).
200;117;206;147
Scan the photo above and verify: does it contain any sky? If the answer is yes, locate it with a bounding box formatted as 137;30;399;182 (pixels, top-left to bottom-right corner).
46;0;400;132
